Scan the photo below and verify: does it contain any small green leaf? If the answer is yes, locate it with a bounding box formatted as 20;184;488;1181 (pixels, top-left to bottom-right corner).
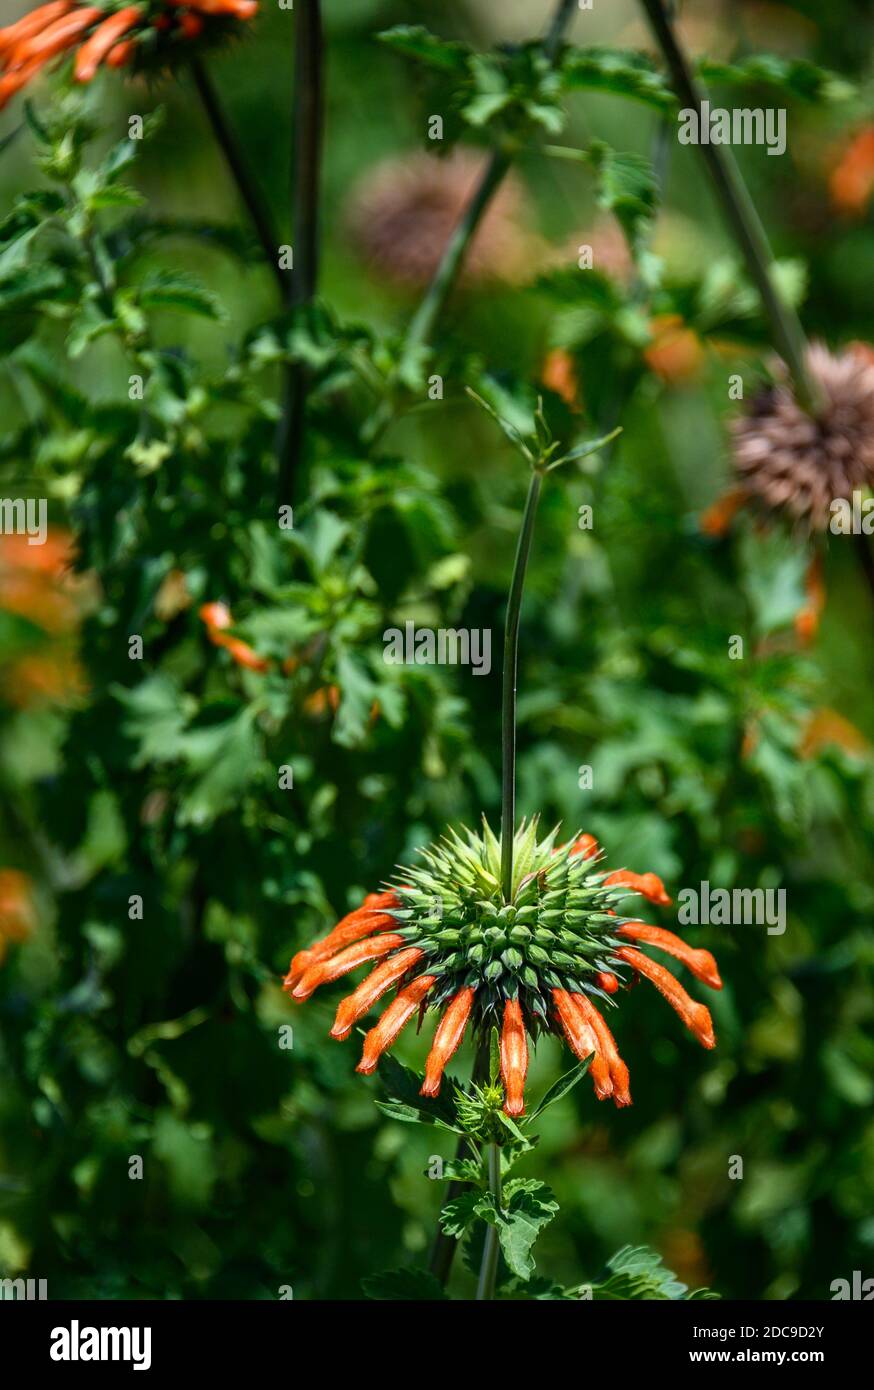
138;271;223;320
440;1190;484;1238
482;1179;560;1281
377;25;471;74
698;55;853;104
561;46;675;109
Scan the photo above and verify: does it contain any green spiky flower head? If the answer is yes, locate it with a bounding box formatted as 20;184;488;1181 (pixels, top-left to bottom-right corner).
386;818;632;1032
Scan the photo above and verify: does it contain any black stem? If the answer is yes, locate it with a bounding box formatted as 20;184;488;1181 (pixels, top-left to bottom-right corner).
276;0;324;510
638;0;822;415
190;56;284;297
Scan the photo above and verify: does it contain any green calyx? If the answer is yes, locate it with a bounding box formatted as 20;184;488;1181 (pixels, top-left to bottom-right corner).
386;818;631;1027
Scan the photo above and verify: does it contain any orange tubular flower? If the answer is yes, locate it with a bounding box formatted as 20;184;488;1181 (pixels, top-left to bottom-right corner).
421;987;475;1097
199;600;269;673
284;890;400;991
0;1;259;110
570;832;599;860
331;947;424;1041
0;2;71;52
356;975;437;1075
616;946;716;1049
500;998;528;1117
74;6;141;81
0;868;35;963
290;933;406;1002
603;869;672;906
552;989;613;1100
284;821;722;1117
617;922;722;990
574;991;632;1107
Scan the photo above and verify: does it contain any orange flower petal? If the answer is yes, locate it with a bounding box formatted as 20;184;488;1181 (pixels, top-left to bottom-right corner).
356;974;437;1074
10;6;101;67
500;997;529;1116
420;986;475;1096
617;922;722;990
570;833;599;860
573;992;632;1107
74;6;141;83
290;934;405;1001
284;893;401;991
0;1;72;55
604;869;672;907
616;946;716;1049
699;487;746;538
551;988;613;1100
330;947;423;1039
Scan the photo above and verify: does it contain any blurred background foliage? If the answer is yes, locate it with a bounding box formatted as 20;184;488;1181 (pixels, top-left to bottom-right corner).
1;0;873;1300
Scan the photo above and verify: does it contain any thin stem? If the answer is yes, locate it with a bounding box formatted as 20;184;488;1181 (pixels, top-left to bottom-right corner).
277;0;325;508
638;0;823;415
189;56;284;297
400;151;511;378
501;469;544;900
542;0;577;62
364;0;578;446
475;1143;502;1301
427;1032;491;1286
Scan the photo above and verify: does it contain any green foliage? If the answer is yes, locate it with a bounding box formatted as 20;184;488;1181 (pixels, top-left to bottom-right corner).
1;1;873;1307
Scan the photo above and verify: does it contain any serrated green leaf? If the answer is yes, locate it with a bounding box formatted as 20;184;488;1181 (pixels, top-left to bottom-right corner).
698;55;853;104
561;46;675;110
377;24;471;74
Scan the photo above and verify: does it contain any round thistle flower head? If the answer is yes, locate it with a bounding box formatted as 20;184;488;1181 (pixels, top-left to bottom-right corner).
0;0;257;110
730;343;874;530
344;151;533;289
284;819;722;1117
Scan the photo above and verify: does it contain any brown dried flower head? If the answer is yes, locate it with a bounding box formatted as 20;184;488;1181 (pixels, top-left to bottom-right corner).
730;343;874;530
345;151;533;289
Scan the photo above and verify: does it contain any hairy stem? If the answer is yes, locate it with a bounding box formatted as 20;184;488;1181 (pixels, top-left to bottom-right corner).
277;0;325;508
501;469;543;900
638;0;822;414
476;1143;503;1300
190;56;284;297
427;1032;491;1287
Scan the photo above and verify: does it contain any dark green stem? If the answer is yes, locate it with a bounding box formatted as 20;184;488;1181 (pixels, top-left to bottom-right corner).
427;1032;491;1287
501;469;543;900
277;0;325;508
399;151;511;380
364;0;578;446
475;1142;502;1301
638;0;823;415
189;56;284;298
